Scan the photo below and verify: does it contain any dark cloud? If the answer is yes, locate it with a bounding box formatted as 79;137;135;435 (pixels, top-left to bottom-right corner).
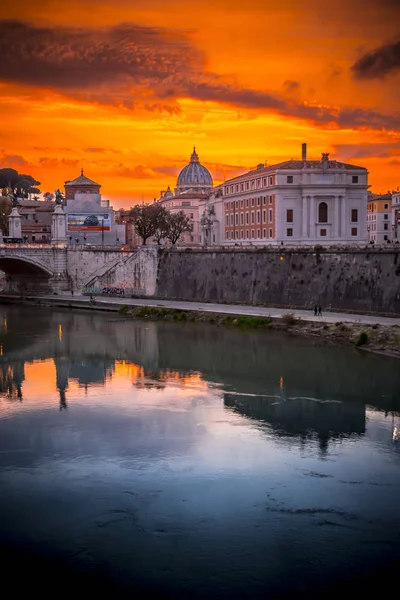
0;19;399;132
0;154;28;166
333;143;400;159
352;36;400;79
38;157;80;168
283;80;300;91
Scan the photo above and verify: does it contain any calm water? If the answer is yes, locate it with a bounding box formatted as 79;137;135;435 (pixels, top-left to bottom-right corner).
0;306;400;598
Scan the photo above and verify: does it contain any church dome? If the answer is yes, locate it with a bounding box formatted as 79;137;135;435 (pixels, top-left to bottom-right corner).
177;148;213;192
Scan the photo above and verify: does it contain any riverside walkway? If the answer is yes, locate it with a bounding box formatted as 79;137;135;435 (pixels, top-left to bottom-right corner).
2;293;399;327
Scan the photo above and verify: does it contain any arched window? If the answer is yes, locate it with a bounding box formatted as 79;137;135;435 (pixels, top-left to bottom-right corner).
318;202;328;223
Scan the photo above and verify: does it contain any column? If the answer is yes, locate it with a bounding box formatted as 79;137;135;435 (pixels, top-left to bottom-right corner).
309;196;315;240
302;196;308;237
8;205;22;239
341;196;346;240
333;196;339;239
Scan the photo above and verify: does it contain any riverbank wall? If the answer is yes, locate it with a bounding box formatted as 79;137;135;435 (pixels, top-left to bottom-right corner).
156;247;400;314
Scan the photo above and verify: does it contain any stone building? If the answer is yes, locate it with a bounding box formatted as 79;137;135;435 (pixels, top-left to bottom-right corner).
159;148;213;245
63;170;125;245
367;193;393;243
18;199;55;243
223;144;369;246
392;190;400;242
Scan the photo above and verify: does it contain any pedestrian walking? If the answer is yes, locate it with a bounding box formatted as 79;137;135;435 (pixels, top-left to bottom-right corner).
318;305;322;316
313;304;318;316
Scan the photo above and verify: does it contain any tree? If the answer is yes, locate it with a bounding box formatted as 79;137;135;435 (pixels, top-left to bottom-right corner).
0;195;12;235
130;203;168;245
0;168;41;198
164;211;192;245
43;192;54;201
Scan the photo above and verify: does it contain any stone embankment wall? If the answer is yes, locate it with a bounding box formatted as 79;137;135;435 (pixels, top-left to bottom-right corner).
78;246;159;297
155;248;400;313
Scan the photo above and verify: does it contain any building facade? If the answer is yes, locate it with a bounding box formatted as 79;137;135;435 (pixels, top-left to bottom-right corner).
223;145;368;246
367;193;392;243
18;199;55;243
198;185;224;246
64;171;125;245
159;148;213;245
392;191;400;242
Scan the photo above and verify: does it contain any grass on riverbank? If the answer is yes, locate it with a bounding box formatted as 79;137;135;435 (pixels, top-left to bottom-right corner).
120;304;400;358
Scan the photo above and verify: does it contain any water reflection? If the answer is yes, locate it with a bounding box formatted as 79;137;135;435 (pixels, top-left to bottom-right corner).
0;306;400;598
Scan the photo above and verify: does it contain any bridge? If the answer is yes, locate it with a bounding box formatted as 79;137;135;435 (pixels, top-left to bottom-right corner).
0;244;158;295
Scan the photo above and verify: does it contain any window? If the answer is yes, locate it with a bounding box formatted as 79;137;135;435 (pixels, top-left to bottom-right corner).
240;213;244;225
256;229;260;238
225;231;229;239
190;213;193;218
287;175;293;184
351;227;358;236
236;185;239;192
257;197;261;206
251;230;255;238
240;231;244;239
318;202;328;223
263;178;266;186
235;201;238;209
231;202;234;210
235;231;239;239
225;215;228;225
263;196;266;205
384;235;388;241
269;228;273;238
240;200;243;208
257;179;260;188
384;214;388;220
263;210;266;223
269;196;273;204
351;209;358;222
235;213;238;225
246;199;249;208
269;176;273;185
286;228;293;237
269;209;273;223
230;214;234;226
263;229;266;238
286;209;293;223
246;230;249;239
384;204;388;209
384;223;388;230
246;182;249;190
251;198;255;207
251;212;255;224
241;184;244;191
352;176;359;183
257;211;260;224
320;229;327;236
231;231;234;239
246;213;249;224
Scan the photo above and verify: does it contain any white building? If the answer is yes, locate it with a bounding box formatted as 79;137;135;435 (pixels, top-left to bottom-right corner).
392;191;400;243
223;144;369;246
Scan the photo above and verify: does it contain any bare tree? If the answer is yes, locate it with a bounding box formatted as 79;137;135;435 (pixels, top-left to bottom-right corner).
164;211;192;245
130;203;168;245
0;195;12;235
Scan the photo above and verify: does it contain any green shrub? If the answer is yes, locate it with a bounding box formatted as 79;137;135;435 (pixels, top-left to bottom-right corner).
356;332;369;347
118;305;129;314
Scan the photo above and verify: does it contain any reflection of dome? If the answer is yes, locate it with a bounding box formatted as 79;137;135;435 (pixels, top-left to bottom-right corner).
177;148;213;192
163;186;173;198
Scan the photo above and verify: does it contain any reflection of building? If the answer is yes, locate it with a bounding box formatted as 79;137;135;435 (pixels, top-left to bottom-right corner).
223;144;368;245
0;363;24;400
225;393;366;453
159;148;213;245
63;170;125;246
367;193;393;243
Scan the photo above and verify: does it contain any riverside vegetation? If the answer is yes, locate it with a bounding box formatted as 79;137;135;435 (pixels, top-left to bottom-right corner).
119;305;400;358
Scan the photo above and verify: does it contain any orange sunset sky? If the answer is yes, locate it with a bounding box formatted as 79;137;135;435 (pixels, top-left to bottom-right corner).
0;0;399;207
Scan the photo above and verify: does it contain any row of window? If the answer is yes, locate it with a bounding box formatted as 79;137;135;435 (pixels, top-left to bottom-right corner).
226;209;274;226
285;205;359;224
225;177;275;196
368;203;389;212
367;213;389;220
225;228;274;240
226;196;274;210
285;228;358;237
368;223;390;231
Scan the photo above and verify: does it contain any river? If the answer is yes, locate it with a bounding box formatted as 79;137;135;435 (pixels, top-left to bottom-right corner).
0;306;399;598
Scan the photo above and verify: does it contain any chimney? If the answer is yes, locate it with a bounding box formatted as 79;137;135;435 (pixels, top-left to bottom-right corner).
302;143;307;161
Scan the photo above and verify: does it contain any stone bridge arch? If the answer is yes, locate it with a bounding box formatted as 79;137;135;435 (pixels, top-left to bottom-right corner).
0;248;56;294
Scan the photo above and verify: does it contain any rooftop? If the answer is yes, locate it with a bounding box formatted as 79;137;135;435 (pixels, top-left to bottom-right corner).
65;169;101;187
